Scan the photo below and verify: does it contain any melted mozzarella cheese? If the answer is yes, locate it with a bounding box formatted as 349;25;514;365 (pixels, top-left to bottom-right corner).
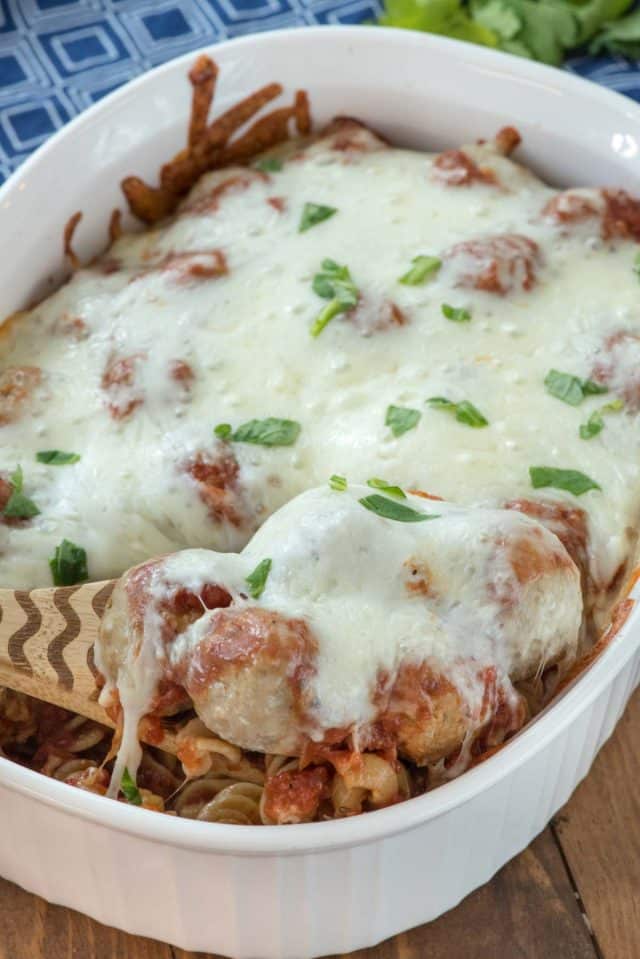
1;130;640;598
97;485;581;772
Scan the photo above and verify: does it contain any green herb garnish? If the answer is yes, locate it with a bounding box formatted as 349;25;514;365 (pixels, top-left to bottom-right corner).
254;157;283;173
634;251;640;279
310;259;359;336
426;397;488;428
359;494;439;523
529;466;601;496
246;558;272;599
36;450;80;465
219;418;301;447
48;539;88;586
399;255;441;286
544;369;608;406
299;203;338;233
579;399;624;440
367;478;406;499
385;404;421;437
121;768;142;806
591;9;640;60
377;0;640;68
329;474;348;491
441;303;471;323
2;466;40;520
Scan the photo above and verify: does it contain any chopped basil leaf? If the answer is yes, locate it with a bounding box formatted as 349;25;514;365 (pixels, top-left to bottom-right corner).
359;494;438;523
581;380;608;396
246;558;272;599
456;401;489;428
9;465;23;492
544;370;583;405
385;404;421;437
299;203;337;233
544;369;608;406
399;255;441;286
214;423;232;440
634;251;640;279
441;303;471;323
579;411;604;440
426;396;489;428
3;490;39;519
579;399;623;440
49;539;88;586
329;474;347;491
3;491;40;520
310;259;359;336
529;466;601;496
227;418;301;446
367;477;406;499
36;450;80;465
121;768;142;806
426;396;456;411
3;465;40;520
254;157;283;173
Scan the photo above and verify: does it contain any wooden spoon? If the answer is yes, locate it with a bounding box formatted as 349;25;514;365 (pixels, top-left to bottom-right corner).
0;580;179;754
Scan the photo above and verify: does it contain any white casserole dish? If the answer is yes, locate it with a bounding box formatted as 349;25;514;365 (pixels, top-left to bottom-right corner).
1;25;639;958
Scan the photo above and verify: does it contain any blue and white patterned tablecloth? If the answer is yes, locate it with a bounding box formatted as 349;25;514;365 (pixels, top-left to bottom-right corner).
0;0;639;185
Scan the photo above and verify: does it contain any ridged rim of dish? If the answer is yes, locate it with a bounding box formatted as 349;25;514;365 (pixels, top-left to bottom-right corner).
1;24;639;855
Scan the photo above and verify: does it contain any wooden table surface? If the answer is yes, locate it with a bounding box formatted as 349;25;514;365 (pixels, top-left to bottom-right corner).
1;689;638;959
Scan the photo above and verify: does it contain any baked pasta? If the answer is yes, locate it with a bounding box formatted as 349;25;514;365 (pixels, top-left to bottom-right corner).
0;56;639;824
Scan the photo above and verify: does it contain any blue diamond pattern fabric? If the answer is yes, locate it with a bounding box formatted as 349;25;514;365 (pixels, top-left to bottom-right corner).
0;0;639;184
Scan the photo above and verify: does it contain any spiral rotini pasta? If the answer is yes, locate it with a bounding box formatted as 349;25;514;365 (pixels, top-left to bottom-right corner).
0;685;530;824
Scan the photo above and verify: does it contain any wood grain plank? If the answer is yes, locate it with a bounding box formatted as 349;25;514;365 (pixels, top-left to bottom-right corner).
0;876;172;959
553;688;640;959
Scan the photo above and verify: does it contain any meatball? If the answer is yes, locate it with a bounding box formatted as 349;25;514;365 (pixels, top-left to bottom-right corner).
98;487;582;773
170;606;317;755
0;365;41;426
445;233;541;294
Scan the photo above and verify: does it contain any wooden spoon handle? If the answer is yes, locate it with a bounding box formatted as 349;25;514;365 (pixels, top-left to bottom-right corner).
0;581;114;725
0;581;178;754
